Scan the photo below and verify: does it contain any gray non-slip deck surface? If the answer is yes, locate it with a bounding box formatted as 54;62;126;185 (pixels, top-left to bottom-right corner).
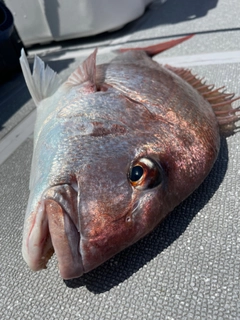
1;0;240;319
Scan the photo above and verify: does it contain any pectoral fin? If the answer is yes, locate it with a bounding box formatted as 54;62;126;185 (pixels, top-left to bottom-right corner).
19;49;61;106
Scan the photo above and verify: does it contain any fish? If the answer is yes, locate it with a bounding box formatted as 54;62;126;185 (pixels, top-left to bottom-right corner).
19;38;240;280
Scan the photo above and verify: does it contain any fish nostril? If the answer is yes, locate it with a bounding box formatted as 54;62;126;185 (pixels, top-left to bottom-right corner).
126;216;131;223
96;84;108;92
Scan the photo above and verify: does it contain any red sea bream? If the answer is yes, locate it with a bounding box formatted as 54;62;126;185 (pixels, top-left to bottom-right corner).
20;42;239;279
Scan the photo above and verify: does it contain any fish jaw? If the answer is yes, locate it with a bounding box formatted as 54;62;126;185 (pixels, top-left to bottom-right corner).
22;184;84;279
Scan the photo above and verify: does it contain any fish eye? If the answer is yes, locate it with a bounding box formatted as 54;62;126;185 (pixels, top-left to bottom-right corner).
129;166;144;182
128;157;162;190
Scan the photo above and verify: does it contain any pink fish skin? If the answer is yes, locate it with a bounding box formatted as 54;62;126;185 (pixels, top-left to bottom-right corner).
19;43;239;279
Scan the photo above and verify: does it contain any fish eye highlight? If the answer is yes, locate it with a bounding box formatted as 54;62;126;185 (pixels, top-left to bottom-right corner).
129;157;162;190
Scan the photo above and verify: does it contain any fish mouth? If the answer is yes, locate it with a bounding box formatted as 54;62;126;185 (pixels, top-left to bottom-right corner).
22;185;84;279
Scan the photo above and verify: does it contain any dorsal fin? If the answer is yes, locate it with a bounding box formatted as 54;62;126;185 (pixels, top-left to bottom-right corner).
19;49;61;106
165;65;240;136
118;35;194;57
66;48;97;87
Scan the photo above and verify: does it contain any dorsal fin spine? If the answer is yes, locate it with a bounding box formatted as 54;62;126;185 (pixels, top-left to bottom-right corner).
66;48;97;87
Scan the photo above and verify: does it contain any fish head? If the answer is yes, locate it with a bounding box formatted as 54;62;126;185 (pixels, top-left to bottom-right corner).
23;129;173;279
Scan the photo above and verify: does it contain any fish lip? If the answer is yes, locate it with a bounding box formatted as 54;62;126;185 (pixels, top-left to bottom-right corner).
22;200;54;272
45;196;85;279
44;184;85;279
23;188;85;279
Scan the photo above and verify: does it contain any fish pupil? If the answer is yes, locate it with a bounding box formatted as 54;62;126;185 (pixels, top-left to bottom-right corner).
130;166;144;182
